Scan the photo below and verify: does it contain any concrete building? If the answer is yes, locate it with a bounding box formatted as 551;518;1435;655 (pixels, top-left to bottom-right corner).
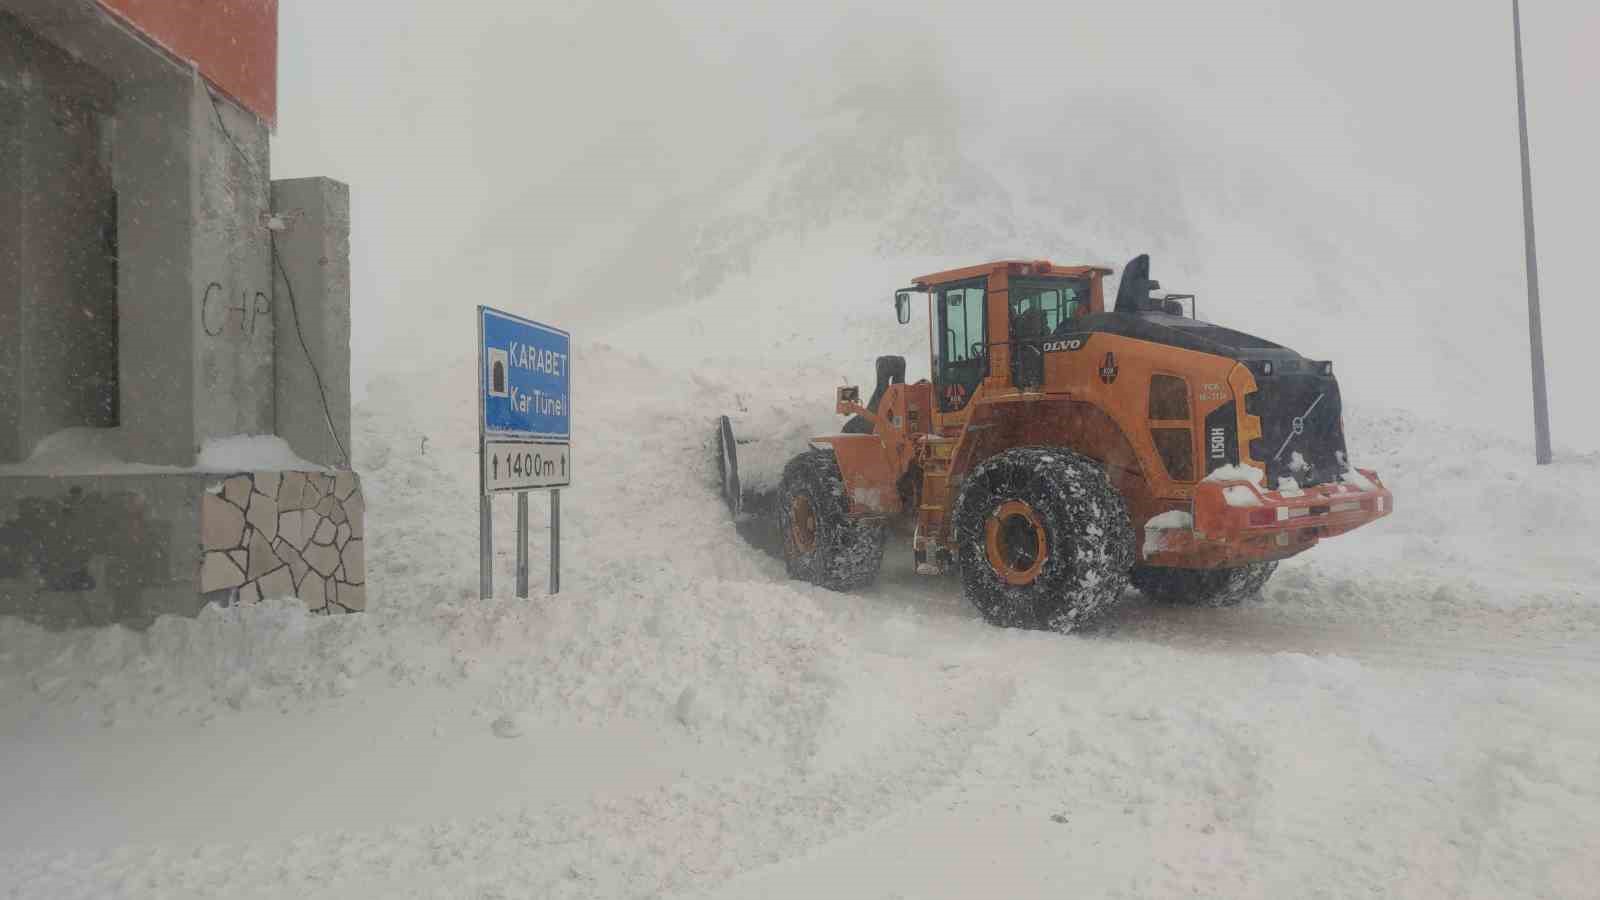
0;0;366;626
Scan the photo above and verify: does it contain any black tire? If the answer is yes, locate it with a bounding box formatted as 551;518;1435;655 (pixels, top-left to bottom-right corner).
953;447;1135;632
1130;561;1278;607
778;450;887;591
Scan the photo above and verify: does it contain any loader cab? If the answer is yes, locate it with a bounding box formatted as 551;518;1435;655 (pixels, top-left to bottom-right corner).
905;260;1112;415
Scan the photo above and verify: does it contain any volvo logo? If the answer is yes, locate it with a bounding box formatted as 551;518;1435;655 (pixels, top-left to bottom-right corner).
1042;338;1084;352
1273;393;1325;461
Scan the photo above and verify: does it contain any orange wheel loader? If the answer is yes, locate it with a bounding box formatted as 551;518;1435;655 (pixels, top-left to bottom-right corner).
717;255;1393;631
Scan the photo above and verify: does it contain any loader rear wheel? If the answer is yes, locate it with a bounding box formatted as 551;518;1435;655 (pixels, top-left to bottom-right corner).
954;447;1134;632
778;450;886;591
1130;561;1278;607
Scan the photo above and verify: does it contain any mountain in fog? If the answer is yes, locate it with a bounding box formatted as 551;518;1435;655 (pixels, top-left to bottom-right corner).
273;0;1598;450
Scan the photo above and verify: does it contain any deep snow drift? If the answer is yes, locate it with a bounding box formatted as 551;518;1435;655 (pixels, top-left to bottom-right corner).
3;285;1599;896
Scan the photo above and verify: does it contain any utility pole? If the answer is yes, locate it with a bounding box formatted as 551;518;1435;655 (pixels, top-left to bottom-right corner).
1513;0;1553;464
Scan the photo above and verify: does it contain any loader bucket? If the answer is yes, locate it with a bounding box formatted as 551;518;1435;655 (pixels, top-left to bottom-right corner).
717;415;742;517
715;414;783;513
712;413;797;558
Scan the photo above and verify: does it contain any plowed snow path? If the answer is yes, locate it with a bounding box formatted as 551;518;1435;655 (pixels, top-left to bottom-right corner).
1105;604;1600;679
875;550;1600;678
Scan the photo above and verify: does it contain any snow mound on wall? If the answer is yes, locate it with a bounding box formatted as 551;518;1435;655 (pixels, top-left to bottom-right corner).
0;430;327;476
0;428;182;476
196;434;328;472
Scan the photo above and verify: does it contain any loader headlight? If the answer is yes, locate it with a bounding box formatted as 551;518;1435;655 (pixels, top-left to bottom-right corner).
1320;361;1333;377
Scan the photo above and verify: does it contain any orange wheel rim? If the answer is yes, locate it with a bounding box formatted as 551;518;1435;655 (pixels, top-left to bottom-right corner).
789;494;818;554
985;500;1048;585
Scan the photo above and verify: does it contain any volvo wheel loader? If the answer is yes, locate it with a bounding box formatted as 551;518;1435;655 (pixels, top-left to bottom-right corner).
717;255;1393;631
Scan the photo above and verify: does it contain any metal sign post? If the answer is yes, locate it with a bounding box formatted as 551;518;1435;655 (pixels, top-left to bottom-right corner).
1512;0;1553;465
516;492;530;597
550;489;560;594
478;311;494;599
478;306;571;599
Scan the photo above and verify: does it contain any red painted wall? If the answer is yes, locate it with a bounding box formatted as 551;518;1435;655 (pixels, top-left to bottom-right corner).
98;0;277;127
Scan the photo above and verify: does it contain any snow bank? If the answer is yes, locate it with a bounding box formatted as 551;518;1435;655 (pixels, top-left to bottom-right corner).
0;427;181;476
0;430;327;476
196;434;328;473
5;319;1599;898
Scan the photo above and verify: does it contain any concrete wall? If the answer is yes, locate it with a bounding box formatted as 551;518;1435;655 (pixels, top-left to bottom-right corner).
0;4;368;628
115;65;274;465
0;18;118;463
0;35;17;460
272;177;352;468
0;473;200;627
4;3;283;468
193;77;274;446
0;468;366;627
107;65;193;464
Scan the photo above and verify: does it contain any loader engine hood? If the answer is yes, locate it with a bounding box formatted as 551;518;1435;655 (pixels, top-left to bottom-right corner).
1074;310;1291;360
1099;253;1352;486
1069;313;1348;489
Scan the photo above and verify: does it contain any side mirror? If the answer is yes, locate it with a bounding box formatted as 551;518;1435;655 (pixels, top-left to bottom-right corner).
836;385;862;415
895;291;912;324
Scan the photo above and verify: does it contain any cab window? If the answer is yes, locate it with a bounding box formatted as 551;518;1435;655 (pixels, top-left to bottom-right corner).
937;280;986;411
1009;278;1089;387
1008;278;1090;341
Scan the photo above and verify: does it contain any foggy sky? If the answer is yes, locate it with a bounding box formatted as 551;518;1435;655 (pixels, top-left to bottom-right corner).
272;0;1598;451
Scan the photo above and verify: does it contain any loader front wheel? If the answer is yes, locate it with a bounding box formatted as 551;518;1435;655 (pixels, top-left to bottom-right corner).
1130;561;1278;607
954;448;1134;632
778;450;886;591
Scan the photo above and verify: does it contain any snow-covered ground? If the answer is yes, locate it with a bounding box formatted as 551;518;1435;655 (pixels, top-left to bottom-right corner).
8;16;1600;886
4;285;1599;896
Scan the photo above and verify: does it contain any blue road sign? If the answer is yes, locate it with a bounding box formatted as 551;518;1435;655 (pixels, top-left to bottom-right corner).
479;307;570;440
